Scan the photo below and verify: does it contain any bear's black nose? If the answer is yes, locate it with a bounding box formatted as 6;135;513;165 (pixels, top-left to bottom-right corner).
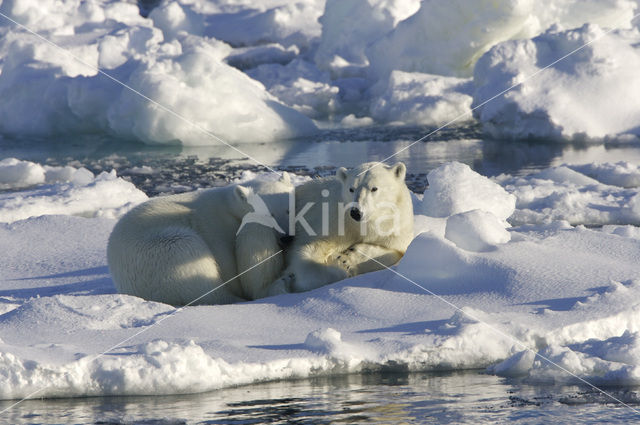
350;207;362;222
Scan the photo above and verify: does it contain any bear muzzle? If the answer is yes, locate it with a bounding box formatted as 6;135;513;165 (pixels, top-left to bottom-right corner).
350;207;363;222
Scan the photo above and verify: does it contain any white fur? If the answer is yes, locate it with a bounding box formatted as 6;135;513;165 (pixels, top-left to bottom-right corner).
235;173;292;300
270;162;414;295
108;173;292;305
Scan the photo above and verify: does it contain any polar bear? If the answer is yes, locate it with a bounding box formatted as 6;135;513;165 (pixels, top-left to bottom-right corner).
269;162;414;295
108;174;292;306
235;174;292;300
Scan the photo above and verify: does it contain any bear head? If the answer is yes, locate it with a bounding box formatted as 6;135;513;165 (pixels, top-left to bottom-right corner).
337;162;408;237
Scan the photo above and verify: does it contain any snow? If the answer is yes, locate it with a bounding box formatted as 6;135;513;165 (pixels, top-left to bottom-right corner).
366;0;639;79
1;0;638;139
496;163;640;226
472;24;640;142
0;0;317;145
0;158;147;223
422;162;516;221
369;71;473;126
444;210;511;252
2;0;640;403
3;158;640;399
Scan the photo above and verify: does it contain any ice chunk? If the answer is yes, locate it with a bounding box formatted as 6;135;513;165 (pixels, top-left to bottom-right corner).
0;158;46;189
569;162;640;188
369;71;473;126
105;37;317;145
0;164;148;223
367;0;639;79
0;158;96;190
304;328;344;354
498;165;640;226
0;2;317;145
248;59;340;119
445;209;511;252
314;0;420;72
488;350;536;377
473;24;640;142
204;1;324;49
226;43;299;70
422;162;516;221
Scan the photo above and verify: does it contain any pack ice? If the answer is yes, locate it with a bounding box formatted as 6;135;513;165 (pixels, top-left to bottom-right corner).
2;159;640;398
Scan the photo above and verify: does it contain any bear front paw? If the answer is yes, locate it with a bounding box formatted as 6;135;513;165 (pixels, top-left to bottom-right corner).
328;251;357;277
266;272;295;296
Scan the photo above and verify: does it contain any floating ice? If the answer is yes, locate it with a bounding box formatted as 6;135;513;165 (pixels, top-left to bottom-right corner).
0;0;317;145
314;0;420;72
1;162;640;398
369;71;473;126
0;159;147;223
367;0;639;79
445;209;511;252
473;24;640;142
422;162;516;221
2;0;637;137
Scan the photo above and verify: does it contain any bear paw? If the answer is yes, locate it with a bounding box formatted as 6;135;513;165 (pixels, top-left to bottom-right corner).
328;249;358;277
267;272;296;295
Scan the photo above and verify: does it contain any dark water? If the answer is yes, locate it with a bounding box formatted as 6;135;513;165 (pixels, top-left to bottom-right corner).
5;124;640;196
4;125;640;424
3;371;640;424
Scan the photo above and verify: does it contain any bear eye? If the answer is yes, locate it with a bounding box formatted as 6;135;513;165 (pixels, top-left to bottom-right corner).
371;187;378;192
349;187;355;193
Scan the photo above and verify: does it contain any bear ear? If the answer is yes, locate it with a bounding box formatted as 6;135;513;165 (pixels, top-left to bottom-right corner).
337;167;348;182
392;162;406;180
279;171;291;185
234;185;252;203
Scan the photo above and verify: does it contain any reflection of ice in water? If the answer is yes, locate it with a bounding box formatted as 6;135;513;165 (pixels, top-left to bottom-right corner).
552;145;640;168
4;126;640;192
4;372;638;424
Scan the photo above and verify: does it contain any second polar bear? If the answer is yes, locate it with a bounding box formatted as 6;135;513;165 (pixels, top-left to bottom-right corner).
108;174;292;306
269;162;414;295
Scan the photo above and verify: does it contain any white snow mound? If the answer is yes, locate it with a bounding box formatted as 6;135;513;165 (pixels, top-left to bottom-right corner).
473;24;640;142
0;0;317;145
445;209;511;252
422;162;516;221
0;159;147;223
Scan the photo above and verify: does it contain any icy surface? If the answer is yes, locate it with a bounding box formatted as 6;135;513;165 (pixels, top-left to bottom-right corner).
0;0;317;145
3;160;640;399
0;159;148;223
369;71;473;126
1;0;638;138
496;163;640;226
366;0;639;79
422;162;516;221
473;24;640;142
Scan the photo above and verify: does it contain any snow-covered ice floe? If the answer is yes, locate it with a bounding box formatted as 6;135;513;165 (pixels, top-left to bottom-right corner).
2;0;640;141
473;24;640;142
4;159;640;398
0;158;148;223
0;0;317;145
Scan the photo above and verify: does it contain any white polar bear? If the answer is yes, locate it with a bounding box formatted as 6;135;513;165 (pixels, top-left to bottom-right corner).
269;162;414;295
108;174;292;306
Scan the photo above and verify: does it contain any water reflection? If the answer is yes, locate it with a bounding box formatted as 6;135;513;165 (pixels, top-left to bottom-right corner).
3;371;640;424
4;125;640;184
